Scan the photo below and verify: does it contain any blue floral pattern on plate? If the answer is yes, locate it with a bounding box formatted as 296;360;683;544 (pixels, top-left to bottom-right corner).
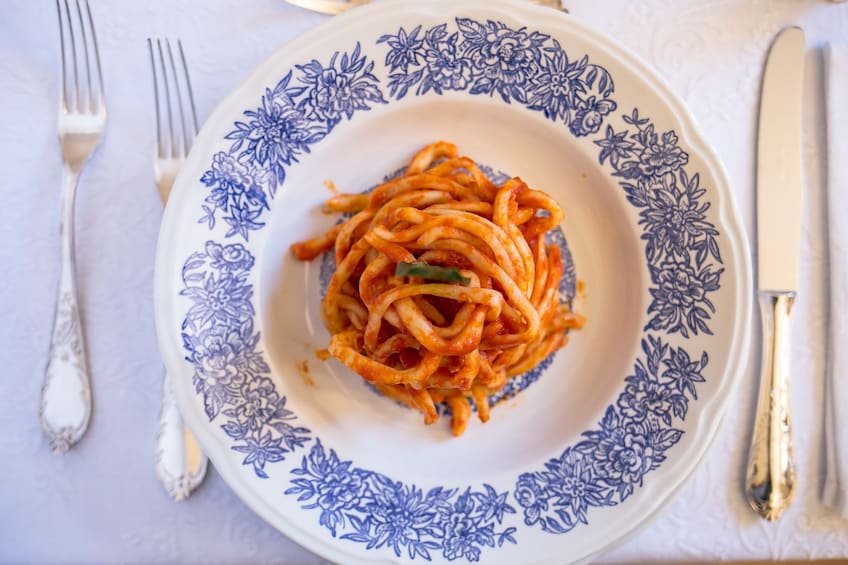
177;15;724;562
377;20;616;136
514;336;707;532
286;440;518;561
597;109;723;337
199;43;386;240
180;241;311;478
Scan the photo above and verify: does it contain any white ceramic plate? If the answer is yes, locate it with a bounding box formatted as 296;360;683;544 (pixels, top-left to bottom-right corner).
155;1;751;562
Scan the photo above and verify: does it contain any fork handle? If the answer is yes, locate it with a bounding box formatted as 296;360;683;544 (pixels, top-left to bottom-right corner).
745;290;796;520
155;370;209;500
40;166;92;453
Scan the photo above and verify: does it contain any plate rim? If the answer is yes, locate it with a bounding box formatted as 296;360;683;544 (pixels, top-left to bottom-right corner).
154;1;753;562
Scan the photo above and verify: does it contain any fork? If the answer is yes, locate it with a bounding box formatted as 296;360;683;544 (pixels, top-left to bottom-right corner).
148;38;209;501
39;0;106;454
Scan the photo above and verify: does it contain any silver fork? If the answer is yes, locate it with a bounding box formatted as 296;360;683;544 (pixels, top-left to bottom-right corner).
40;0;106;454
148;38;208;501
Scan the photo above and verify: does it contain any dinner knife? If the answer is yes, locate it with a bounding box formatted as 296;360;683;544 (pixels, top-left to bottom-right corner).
745;26;805;521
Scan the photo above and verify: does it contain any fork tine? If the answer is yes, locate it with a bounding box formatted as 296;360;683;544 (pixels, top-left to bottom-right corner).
155;40;177;159
148;39;164;159
62;0;79;112
176;41;199;137
83;0;105;114
164;39;189;158
55;0;69;112
73;0;92;113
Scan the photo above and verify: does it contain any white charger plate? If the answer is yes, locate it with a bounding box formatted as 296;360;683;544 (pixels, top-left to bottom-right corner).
155;1;752;562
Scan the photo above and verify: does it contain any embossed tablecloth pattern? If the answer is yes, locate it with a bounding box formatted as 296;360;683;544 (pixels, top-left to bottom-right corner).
1;1;847;562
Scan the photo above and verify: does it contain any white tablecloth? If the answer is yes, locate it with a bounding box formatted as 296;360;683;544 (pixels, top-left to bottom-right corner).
2;0;847;562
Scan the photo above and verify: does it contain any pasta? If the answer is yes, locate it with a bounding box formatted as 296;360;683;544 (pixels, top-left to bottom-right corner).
291;141;584;436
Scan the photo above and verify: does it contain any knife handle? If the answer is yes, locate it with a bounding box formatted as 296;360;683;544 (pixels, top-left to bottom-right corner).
746;290;796;521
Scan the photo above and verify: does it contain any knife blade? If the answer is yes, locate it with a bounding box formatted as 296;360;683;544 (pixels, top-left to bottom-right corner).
746;26;805;521
757;26;805;293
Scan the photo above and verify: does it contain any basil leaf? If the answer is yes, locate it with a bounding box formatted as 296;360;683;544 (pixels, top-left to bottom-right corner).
395;261;471;286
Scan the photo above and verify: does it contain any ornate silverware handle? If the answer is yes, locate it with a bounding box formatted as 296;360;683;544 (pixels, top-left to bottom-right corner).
746;290;796;520
155;370;209;501
40;165;92;453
